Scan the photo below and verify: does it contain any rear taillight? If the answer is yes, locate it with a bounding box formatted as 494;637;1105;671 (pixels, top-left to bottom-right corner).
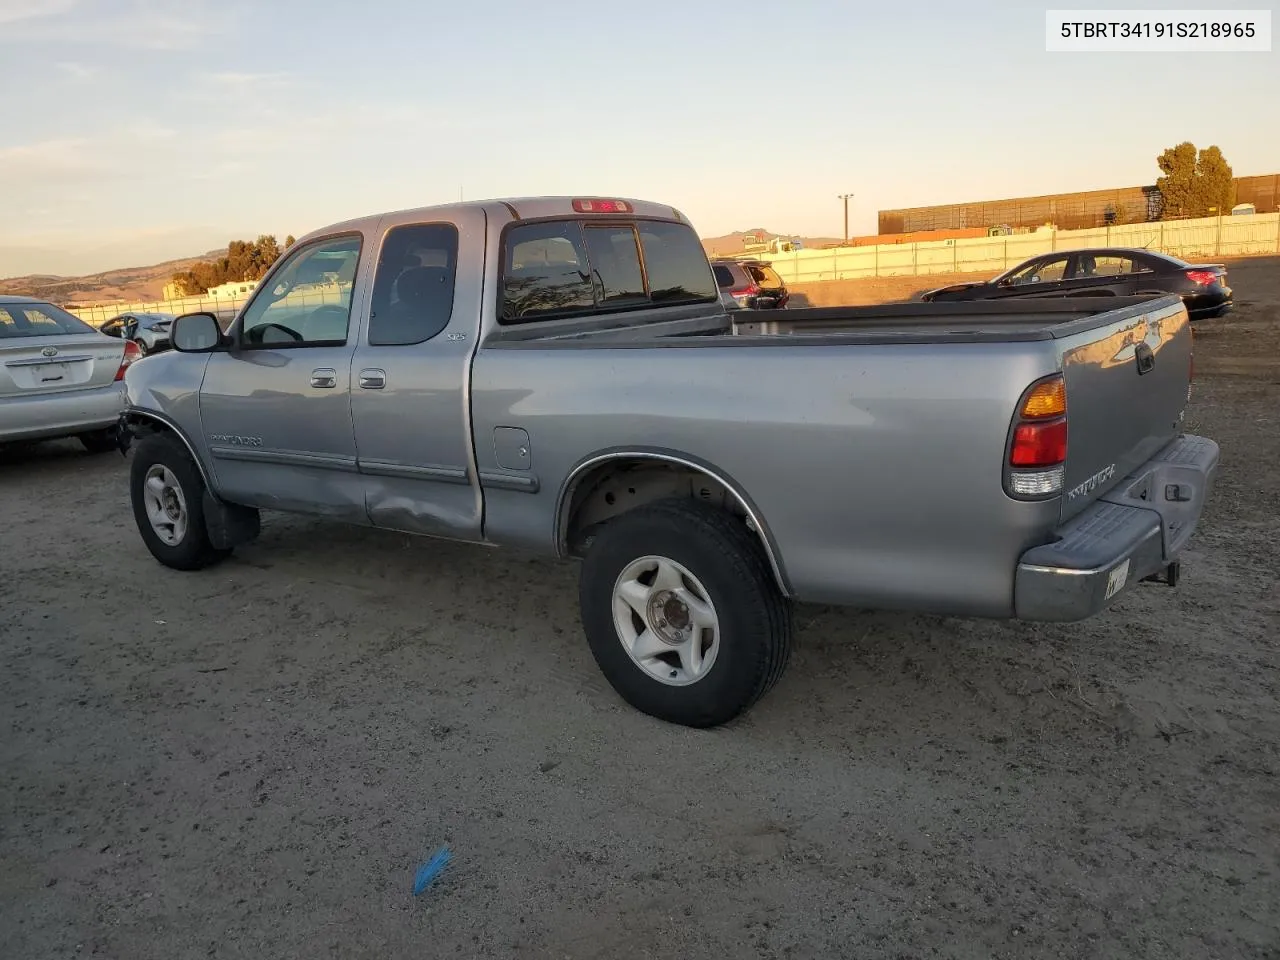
730;283;760;299
1006;373;1067;498
115;339;141;381
1185;270;1217;286
1011;419;1068;467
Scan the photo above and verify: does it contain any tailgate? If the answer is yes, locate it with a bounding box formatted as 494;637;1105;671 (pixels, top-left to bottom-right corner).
1055;296;1192;522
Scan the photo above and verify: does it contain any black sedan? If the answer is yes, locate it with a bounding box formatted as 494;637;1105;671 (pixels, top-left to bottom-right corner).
921;248;1232;320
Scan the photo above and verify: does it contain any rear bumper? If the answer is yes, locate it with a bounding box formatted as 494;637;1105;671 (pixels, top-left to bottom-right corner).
1186;287;1232;317
1014;434;1220;622
0;381;127;444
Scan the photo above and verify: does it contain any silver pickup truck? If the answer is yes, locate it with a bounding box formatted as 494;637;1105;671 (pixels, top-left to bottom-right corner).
119;196;1219;728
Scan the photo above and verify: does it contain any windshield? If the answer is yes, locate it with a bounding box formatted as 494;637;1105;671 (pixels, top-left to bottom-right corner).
0;301;97;338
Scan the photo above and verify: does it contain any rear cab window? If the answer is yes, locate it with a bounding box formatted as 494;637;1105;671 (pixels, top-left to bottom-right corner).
500;218;717;324
0;302;96;338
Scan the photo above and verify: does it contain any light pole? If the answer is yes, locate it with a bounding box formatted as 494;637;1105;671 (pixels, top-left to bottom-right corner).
838;193;854;242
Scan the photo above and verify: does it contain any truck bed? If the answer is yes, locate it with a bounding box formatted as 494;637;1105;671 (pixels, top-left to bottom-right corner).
489;295;1184;347
728;296;1180;341
473;290;1193;614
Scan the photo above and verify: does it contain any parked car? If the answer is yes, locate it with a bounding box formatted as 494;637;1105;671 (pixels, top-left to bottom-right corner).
119;197;1217;729
1;295;138;452
921;248;1232;320
100;312;176;355
711;258;790;309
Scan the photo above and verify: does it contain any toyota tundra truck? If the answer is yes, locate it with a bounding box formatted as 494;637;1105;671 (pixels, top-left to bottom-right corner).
118;196;1219;728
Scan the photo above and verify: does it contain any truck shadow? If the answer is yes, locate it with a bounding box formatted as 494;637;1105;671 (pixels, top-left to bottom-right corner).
226;513;1142;750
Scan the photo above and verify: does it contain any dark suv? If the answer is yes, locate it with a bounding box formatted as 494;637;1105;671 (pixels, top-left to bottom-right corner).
711;258;790;310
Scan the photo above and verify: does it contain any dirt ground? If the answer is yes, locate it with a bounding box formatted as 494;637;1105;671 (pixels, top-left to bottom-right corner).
2;259;1278;959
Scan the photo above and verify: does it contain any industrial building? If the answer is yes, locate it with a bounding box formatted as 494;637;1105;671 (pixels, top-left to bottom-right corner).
878;173;1280;235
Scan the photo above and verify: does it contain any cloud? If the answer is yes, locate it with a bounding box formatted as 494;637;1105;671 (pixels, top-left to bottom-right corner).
174;71;294;114
55;60;96;80
203;71;292;87
0;0;232;49
0;138;99;176
0;124;179;193
121;120;178;142
0;0;77;26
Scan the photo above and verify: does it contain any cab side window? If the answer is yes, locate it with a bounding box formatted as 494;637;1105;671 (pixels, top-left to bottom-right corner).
239;235;362;347
368;224;460;346
1009;255;1069;285
1076;255;1138;278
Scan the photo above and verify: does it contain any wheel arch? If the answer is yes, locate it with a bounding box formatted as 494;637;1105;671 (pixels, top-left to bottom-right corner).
124;409;216;491
555;447;792;597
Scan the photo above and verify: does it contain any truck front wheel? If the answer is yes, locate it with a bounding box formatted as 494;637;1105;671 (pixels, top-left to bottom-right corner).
578;498;792;728
129;433;231;571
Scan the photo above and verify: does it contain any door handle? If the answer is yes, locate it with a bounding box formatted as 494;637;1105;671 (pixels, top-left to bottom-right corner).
359;368;386;390
311;367;337;389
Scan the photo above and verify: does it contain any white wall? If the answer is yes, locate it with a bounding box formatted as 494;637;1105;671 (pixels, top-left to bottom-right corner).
759;212;1280;285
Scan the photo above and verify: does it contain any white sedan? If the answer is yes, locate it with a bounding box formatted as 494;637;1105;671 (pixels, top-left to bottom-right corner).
0;296;139;453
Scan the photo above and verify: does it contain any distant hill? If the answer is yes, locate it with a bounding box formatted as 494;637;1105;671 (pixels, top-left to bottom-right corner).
701;229;843;258
0;250;223;305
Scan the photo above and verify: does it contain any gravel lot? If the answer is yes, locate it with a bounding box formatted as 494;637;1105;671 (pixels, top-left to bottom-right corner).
3;259;1278;959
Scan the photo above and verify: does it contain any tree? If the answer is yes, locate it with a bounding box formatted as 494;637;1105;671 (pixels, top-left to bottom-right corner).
1156;142;1235;218
1195;145;1236;215
284;234;296;249
169;234;293;296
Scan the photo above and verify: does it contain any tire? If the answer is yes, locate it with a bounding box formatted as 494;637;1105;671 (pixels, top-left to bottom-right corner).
578;498;792;728
133;338;149;356
79;428;119;454
130;432;231;570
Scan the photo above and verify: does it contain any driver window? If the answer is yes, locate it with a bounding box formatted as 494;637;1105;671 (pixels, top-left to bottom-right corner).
239;235;362;347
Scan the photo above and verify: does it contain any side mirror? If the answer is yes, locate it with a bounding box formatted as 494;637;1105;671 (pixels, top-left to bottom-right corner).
171;312;225;353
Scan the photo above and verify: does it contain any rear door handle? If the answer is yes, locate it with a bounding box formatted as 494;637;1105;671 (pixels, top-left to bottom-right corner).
311;367;337;388
359;368;386;390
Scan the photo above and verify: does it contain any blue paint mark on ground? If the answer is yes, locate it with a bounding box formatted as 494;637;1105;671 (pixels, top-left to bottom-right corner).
413;846;452;896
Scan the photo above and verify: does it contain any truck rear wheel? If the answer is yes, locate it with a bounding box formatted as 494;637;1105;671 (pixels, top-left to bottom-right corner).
578;498;792;728
129;433;231;571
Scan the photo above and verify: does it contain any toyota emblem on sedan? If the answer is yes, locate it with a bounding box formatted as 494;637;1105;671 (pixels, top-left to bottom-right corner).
41;346;58;357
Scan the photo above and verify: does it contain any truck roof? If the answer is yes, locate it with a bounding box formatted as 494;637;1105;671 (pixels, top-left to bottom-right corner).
300;197;692;244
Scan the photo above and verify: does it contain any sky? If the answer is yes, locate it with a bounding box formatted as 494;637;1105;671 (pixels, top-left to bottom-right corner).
1;0;1276;277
